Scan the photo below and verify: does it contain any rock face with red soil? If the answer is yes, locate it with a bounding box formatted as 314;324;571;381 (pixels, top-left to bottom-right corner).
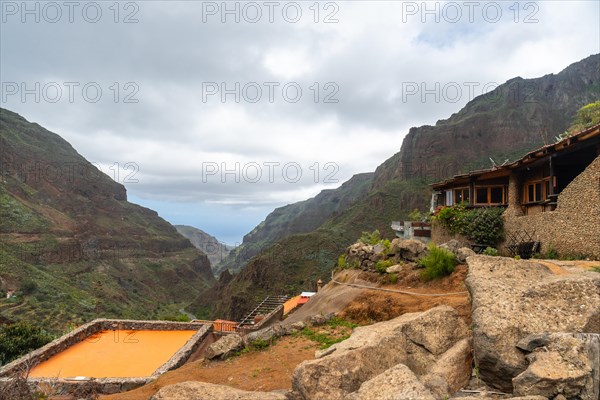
291;306;471;400
465;255;600;393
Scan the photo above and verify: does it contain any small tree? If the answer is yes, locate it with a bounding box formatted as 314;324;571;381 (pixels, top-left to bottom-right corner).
358;230;381;245
0;322;54;365
564;101;600;137
419;244;457;281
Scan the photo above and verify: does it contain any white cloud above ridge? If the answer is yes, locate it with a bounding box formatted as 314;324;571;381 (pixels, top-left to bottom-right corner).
2;0;598;241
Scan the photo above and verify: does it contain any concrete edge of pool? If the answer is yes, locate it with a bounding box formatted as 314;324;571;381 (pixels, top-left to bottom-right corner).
0;319;212;395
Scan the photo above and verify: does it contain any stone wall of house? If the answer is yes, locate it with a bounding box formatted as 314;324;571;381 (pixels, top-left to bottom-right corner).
502;154;600;259
430;220;471;247
504;172;524;218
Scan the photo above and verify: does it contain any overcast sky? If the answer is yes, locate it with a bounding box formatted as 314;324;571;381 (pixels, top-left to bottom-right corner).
1;0;599;244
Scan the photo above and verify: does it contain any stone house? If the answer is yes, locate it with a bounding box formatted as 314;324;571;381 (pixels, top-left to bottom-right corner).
430;123;600;259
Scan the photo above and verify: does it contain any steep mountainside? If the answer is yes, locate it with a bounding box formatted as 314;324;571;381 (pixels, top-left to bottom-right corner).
194;54;600;321
214;172;373;275
0;109;215;331
373;54;600;188
174;225;232;273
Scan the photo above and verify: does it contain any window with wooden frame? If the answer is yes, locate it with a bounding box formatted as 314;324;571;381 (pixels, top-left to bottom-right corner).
474;186;506;206
453;187;470;204
523;178;551;204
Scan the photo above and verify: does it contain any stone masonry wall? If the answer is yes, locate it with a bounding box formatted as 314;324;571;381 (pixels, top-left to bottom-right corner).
502;154;600;259
430;220;471;247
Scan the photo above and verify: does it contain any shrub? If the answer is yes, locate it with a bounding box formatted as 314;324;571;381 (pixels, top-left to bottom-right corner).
419;244;457;281
483;247;498;256
375;259;393;274
591;266;600;273
567;101;600;134
326;317;358;329
544;246;559;260
389;273;398;284
20;279;38;295
250;339;270;351
435;205;504;246
163;314;191;322
408;209;423;221
337;254;347;269
359;230;381;245
436;204;469;234
0;322;54;365
381;239;392;254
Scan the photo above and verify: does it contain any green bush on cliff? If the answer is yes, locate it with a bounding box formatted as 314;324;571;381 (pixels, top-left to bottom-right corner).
419;244;457;281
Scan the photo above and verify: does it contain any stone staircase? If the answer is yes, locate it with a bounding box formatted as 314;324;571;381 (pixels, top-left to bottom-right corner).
238;295;289;328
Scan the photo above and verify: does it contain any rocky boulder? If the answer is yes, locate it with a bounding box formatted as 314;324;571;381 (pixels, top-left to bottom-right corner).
439;239;460;255
391;238;428;262
420;338;472;398
456;247;476;263
438;240;475;264
513;332;600;399
150;381;287;400
346;364;435;400
204;334;244;360
291;306;471;400
386;264;404;274
465;256;600;392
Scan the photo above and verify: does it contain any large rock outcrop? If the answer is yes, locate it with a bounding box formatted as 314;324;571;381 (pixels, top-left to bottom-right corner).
466;256;600;392
204;334;244;360
150;381;287;400
291;306;471;400
513;332;600;400
345;364;436;400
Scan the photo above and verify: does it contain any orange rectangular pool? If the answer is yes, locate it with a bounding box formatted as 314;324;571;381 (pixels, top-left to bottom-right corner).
28;330;197;378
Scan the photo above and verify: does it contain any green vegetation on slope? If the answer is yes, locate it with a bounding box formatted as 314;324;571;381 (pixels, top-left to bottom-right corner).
0;321;54;365
0;108;215;332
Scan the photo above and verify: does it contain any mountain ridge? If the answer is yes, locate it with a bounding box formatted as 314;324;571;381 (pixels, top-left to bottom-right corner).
174;225;232;274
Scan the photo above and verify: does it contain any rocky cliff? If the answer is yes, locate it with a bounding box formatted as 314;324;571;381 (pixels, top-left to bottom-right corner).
0;108;215;331
174;225;232;274
373;54;600;188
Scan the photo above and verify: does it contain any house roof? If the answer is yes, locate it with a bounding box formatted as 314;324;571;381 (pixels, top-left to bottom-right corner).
431;123;600;190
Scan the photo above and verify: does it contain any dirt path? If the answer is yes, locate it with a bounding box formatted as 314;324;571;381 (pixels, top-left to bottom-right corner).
339;265;472;325
537;259;600;275
101;336;317;400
